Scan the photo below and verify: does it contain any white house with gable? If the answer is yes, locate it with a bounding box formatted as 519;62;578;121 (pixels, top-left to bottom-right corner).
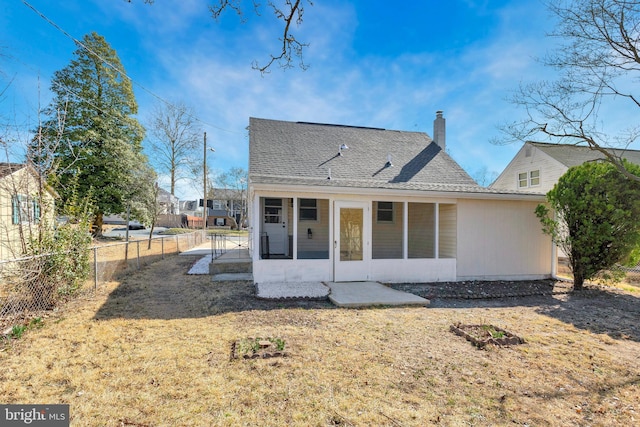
491;141;640;194
248;113;555;285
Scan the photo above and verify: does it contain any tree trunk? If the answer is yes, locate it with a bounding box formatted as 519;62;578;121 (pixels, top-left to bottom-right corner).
148;222;155;250
572;268;584;291
93;211;104;237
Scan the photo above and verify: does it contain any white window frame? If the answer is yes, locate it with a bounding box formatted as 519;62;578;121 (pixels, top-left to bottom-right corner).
518;170;540;188
298;198;319;222
376;201;395;223
12;194;41;225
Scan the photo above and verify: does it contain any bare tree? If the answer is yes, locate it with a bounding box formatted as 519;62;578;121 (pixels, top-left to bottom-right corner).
218;167;248;228
210;0;310;73
134;0;311;74
147;102;201;196
471;166;498;188
503;0;640;182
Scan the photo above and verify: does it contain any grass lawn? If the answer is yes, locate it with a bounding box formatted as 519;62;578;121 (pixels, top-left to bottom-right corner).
1;255;639;426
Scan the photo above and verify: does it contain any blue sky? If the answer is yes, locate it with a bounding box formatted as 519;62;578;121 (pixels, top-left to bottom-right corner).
1;0;558;199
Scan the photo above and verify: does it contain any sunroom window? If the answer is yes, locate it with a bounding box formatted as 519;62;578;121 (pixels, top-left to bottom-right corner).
376;201;394;222
299;198;318;221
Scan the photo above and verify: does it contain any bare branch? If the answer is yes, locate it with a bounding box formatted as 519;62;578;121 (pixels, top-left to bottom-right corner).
210;0;311;73
503;1;640;181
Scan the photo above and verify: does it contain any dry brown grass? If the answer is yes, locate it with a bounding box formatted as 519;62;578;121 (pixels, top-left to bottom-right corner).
1;255;639;426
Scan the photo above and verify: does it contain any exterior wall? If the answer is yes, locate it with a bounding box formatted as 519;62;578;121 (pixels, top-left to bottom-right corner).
456;198;553;280
253;258;333;283
0;168;56;260
371;259;456;283
371;201;403;259
491;143;568;194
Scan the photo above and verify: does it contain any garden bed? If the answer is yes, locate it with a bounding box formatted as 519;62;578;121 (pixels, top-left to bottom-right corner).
230;337;287;360
450;323;525;348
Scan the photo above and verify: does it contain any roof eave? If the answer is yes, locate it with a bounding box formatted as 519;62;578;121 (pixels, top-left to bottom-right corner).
249;182;546;201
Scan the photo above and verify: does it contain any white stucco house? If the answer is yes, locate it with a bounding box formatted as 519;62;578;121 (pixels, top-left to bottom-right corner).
248;113;555;285
490;141;640;194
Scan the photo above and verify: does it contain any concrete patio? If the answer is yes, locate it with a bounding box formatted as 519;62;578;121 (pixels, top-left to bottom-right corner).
325;281;430;308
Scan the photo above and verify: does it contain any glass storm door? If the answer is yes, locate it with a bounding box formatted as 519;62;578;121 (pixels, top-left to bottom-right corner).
334;201;370;281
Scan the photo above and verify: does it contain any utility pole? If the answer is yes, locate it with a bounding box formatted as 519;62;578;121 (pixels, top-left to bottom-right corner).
203;132;207;233
202;132;215;234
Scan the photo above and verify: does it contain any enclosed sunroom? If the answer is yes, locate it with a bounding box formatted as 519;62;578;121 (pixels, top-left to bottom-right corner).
248;116;553;285
252;193;459;283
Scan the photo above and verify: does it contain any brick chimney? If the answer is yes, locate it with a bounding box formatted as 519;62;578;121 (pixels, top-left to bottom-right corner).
433;110;446;151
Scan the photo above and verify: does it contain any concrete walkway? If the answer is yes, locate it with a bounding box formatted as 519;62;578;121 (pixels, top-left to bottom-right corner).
180;242;250;259
179;241;212;256
326;281;430;308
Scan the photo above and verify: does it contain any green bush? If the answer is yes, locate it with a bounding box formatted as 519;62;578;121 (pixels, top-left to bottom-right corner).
24;190;94;308
537;160;640;289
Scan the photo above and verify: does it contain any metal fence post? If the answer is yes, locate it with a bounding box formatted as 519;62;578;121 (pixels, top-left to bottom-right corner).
161;236;165;259
136;240;140;269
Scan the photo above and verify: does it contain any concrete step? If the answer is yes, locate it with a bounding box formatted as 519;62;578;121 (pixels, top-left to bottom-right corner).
209;258;252;275
212;273;254;283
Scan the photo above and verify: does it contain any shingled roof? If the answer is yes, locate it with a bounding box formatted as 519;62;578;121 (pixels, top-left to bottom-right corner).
248;118;493;193
0;163;27;179
529;142;640;167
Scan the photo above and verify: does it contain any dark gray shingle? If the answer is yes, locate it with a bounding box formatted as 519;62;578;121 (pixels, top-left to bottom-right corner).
249;118;479;191
530;142;640;167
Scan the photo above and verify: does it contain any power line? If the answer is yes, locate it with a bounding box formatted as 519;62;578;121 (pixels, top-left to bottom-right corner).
20;0;240;135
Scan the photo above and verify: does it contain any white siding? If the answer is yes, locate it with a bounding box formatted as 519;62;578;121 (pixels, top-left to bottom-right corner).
438;204;457;258
491;143;568;194
456;199;553;280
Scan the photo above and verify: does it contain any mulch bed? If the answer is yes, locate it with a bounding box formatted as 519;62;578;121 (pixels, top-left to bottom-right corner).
389;279;574;300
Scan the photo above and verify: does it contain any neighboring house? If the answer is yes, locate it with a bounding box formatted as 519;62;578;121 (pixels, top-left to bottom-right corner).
0;163;56;260
248;113;554;284
208;188;247;228
157;188;179;214
183;190;246;228
490;141;640;194
179;200;199;216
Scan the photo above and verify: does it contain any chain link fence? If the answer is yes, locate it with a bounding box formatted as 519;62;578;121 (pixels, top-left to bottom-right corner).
0;231;206;333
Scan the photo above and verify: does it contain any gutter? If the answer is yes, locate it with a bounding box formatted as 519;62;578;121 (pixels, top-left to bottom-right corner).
249;182;546;202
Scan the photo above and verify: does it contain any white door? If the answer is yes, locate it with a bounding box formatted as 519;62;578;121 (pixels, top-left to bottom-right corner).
334;201;370;281
263;198;288;255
